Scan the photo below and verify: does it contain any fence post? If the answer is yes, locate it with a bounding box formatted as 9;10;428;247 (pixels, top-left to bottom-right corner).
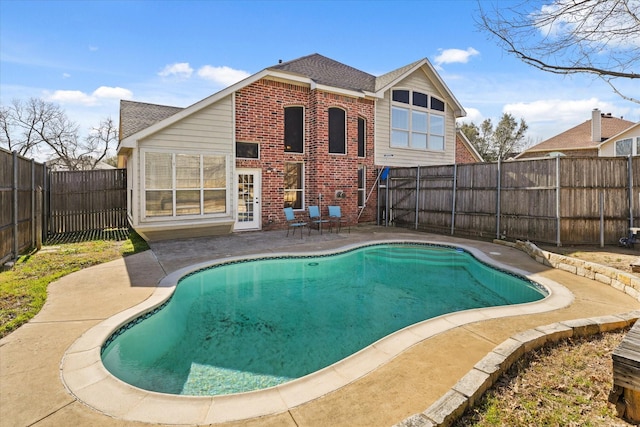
496;158;501;240
600;191;605;248
415;166;420;230
43;163;49;240
556;156;562;247
12;151;18;260
451;163;457;235
31;158;36;249
629;155;634;229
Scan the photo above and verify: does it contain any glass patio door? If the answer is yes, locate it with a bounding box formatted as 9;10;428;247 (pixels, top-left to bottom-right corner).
235;169;261;230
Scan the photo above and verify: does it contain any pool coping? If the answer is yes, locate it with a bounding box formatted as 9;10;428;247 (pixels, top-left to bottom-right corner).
60;239;575;425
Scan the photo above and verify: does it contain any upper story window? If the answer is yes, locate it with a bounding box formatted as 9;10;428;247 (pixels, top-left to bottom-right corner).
358;117;366;157
615;137;640;156
329;107;346;154
284;106;304;153
391;89;445;151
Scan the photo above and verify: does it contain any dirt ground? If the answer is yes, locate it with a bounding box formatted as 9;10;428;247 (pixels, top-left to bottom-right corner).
538;243;640;276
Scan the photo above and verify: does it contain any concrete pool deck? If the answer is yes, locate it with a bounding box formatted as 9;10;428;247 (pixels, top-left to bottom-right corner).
1;225;639;426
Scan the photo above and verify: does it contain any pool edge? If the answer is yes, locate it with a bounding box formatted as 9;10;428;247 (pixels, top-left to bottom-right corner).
60;239;575;425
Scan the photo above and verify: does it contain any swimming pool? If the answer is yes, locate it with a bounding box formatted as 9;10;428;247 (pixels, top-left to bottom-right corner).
101;242;547;396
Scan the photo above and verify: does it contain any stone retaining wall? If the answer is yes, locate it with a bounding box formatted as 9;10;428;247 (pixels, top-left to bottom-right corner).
395;312;639;427
499;240;640;302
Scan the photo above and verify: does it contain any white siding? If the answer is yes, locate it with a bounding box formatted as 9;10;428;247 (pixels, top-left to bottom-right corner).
138;95;234;152
375;70;456;167
130;95;236;237
599;125;640;156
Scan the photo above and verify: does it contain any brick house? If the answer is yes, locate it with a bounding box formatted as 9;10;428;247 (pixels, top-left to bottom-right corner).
118;54;466;241
517;108;638;159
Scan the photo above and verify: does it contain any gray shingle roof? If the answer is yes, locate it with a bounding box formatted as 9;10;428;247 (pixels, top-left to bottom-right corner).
374;59;424;92
119;100;183;140
268;53;377;93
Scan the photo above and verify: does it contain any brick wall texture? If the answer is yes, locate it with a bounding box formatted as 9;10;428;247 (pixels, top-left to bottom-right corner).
235;79;377;229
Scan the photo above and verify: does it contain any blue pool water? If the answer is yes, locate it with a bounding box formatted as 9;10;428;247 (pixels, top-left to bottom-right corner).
101;243;546;396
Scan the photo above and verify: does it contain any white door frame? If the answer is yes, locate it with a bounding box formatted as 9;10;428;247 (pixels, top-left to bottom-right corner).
234;168;261;231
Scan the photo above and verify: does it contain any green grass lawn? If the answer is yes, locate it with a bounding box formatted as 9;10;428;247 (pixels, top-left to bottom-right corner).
0;230;149;339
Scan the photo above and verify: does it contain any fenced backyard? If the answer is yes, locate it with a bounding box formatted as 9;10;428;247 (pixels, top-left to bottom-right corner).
0;149;128;265
381;156;640;246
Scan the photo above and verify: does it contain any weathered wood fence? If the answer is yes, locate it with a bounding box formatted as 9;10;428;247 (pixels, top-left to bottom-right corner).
381;156;640;246
0;149;127;264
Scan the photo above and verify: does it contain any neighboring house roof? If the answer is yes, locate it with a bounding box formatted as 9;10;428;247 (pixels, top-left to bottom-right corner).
520;112;635;156
119;53;466;149
119;100;184;140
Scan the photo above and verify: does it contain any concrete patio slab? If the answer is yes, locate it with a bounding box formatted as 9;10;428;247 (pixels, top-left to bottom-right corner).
1;225;638;427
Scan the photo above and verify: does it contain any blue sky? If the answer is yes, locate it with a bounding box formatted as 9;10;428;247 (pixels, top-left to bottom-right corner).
1;0;639;154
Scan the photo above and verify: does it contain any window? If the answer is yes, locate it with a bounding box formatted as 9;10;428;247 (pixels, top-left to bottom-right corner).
358;117;366;157
144;151;227;218
615;137;640;156
390;89;446;151
357;165;366;208
284;162;304;209
284;106;304;153
616;138;633;156
329;107;346;154
236;141;259;159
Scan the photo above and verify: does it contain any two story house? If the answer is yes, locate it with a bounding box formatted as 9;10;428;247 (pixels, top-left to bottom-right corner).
117;54;466;241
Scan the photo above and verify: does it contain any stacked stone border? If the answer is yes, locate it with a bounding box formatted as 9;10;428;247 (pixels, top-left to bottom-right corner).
394;240;640;427
502;239;640;302
394;312;639;427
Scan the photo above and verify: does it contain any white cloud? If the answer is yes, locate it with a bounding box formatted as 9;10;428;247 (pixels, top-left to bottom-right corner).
47;90;96;106
92;86;132;100
434;48;480;66
197;65;250;86
62;73;71;79
503;98;619;124
457;107;484;124
89;46;99;52
158;62;194;78
45;86;133;106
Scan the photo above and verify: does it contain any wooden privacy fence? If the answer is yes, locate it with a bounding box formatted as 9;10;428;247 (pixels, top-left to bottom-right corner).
0;150;46;265
0;149;127;264
49;169;127;234
382;156;640;246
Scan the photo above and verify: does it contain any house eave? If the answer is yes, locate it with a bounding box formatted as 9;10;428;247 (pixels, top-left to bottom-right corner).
374;59;466;118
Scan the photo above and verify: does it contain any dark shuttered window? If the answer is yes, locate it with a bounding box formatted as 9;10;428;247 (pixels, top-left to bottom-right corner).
284;106;304;153
329;107;346;154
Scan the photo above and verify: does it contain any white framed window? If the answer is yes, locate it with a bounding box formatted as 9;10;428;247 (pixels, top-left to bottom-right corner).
616;138;634;156
390;89;446;151
143;151;228;218
284;162;304;210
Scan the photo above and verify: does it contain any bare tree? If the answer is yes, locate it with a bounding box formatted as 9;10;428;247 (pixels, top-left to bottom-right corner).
477;0;640;103
460;113;528;161
0;97;117;169
83;117;119;169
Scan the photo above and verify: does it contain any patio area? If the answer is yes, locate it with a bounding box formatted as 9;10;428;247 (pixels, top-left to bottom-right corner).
1;225;638;426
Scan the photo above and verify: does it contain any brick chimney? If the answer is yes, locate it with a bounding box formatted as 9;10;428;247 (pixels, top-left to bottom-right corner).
591;108;601;142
